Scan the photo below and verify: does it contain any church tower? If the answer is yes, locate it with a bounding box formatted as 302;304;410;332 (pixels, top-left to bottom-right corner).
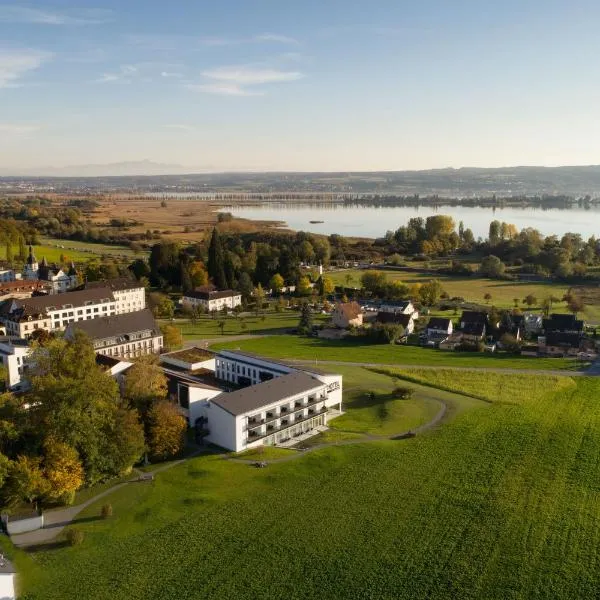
23;246;39;280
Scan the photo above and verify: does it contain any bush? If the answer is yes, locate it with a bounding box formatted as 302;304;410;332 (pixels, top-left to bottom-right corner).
101;503;113;519
392;387;414;400
67;528;84;546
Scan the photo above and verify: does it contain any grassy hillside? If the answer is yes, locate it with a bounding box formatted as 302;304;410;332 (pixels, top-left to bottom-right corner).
12;371;600;599
211;335;584;371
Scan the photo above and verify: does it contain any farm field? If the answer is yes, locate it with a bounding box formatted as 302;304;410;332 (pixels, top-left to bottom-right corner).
11;371;600;599
211;335;584;371
327;268;571;306
163;312;328;340
40;237;143;259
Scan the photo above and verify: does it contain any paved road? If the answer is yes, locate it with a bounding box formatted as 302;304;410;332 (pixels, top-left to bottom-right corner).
11;449;209;549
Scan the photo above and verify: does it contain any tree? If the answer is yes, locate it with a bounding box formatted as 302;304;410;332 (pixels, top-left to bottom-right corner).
297;276;312;297
161;325;182;351
254;283;266;315
489;220;501;246
566;294;585;316
5;456;48;508
147;401;187;461
148;292;174;319
5;240;13;263
361;271;387;296
425;215;455;239
269;273;285;295
523;294;537;308
238;272;254;304
217;319;226;335
189;261;209;288
298;303;313;334
319;276;335;297
513;298;519;308
43;439;84;504
479;255;506;278
28;333;144;484
419;280;444;306
484;293;492;303
207;228;228;289
123;356;168;415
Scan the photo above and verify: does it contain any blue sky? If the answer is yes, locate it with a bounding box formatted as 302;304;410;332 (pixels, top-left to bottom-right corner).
1;0;599;172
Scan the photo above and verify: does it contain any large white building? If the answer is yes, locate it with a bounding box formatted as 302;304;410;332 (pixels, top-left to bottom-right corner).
182;288;242;312
78;278;146;314
1;287;118;338
0;339;31;392
65;309;163;360
175;350;343;452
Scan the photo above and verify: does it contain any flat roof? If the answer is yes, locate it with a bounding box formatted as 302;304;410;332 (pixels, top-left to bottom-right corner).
163;347;214;363
212;371;324;416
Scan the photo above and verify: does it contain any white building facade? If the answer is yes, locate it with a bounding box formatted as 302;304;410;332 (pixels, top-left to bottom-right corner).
182;289;242;312
0;339;31;391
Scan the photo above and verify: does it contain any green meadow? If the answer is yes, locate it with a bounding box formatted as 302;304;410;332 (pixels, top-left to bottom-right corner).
9;369;600;599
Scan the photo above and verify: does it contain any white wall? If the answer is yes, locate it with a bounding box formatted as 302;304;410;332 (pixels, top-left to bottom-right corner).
161;355;215;372
186;387;222;425
5;514;43;535
0;574;15;600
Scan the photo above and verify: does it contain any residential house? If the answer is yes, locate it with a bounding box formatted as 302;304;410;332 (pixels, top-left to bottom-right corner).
23;247;77;293
65;309;163;359
332;302;363;328
379;300;418;318
425;317;453;345
182;287;242;312
0;269;17;283
0;280;52;299
376;311;415;335
523;313;543;335
538;313;585;356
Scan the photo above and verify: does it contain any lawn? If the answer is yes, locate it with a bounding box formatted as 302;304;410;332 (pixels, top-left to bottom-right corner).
167;311;328;339
232;446;297;461
327;365;442;435
211;335;584;371
13;372;600;599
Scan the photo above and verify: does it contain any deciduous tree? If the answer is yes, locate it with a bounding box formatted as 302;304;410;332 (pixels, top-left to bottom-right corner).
147;401;187;461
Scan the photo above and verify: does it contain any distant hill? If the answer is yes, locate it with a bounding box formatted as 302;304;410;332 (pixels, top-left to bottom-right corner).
3;164;600;196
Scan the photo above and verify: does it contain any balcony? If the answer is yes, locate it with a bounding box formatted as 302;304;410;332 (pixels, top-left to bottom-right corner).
246;407;328;442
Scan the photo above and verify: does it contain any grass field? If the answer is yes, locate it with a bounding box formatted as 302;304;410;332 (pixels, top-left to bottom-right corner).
12;370;600;599
167;311;327;339
211;335;584;371
40;238;142;259
327;366;442;435
0;244;93;265
326;268;600;319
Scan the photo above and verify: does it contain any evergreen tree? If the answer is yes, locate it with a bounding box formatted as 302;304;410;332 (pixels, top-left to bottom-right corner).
207;228;227;289
18;236;26;261
298;303;314;334
5;240;13;263
238;272;254;304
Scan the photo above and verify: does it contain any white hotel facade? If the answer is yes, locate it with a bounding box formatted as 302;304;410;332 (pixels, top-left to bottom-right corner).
177;350;343;452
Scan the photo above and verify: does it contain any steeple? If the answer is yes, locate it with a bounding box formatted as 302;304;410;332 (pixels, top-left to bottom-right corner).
40;256;48;267
26;245;37;265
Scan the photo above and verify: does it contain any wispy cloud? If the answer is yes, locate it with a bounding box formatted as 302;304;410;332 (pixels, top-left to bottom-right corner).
0;5;111;25
124;32;299;51
189;65;303;96
186;82;263;97
94;64;138;84
0;49;51;88
161;71;182;78
164;124;196;132
201;66;303;85
0;123;41;134
253;33;299;45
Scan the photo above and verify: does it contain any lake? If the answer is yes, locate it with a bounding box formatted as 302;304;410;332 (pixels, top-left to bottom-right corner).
219;203;600;240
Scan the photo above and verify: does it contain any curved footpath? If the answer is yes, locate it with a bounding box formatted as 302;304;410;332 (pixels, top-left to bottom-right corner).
228;395;448;465
10;449;209;549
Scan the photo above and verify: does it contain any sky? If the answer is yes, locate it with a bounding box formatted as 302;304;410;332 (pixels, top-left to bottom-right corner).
1;0;600;173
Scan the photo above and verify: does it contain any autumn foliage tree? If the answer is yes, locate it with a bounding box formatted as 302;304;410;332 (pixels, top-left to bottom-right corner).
147;401;187;461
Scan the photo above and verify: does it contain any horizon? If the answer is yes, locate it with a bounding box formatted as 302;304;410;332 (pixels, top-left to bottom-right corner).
2;1;600;171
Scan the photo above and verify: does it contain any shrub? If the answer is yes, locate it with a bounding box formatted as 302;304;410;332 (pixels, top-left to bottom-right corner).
67;528;84;546
392;387;414;400
101;503;113;519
